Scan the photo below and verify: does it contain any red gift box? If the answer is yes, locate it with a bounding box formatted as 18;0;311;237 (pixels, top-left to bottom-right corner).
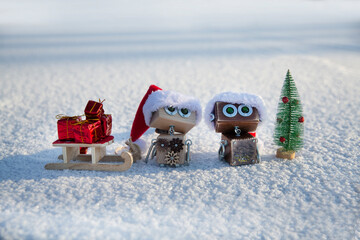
101;114;112;137
85;100;104;120
73;120;104;144
57;115;82;140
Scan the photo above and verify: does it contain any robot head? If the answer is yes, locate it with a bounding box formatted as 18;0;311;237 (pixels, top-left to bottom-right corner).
149;106;197;134
213;101;260;133
143;90;202;134
205;92;266;135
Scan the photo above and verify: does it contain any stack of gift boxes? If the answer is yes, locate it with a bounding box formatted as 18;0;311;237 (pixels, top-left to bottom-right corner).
56;100;112;144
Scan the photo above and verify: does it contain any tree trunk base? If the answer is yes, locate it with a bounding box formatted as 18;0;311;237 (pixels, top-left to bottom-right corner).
276;148;295;160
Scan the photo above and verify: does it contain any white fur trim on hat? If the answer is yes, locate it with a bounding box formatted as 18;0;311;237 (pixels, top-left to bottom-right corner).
143;90;202;126
204;92;267;130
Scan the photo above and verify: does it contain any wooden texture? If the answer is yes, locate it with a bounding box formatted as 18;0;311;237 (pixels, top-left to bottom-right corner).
214;102;260;134
221;132;259;166
149;108;196;134
276;148;295;160
48;135;133;171
45;152;133;172
91;146;106;164
156;134;186;166
58;154;131;162
62;147;79;163
126;139;141;162
114;141;141;163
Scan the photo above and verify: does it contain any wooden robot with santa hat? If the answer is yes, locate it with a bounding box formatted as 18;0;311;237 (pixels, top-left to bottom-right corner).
204;92;266;166
122;85;202;167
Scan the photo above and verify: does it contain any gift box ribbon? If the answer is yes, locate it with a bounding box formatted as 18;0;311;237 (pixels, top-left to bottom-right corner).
56;114;82;139
87;99;105;114
73;120;100;143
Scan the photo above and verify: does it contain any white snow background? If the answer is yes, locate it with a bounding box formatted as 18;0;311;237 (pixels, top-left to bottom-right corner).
0;0;359;239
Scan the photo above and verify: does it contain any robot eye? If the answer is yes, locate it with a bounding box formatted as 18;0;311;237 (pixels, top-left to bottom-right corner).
238;104;253;117
164;106;177;116
222;104;237;117
179;108;191;118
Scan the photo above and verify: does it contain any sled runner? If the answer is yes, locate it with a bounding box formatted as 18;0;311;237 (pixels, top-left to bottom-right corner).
45;136;133;171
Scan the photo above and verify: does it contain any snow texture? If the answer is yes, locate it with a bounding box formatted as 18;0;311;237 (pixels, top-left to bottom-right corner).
0;0;360;239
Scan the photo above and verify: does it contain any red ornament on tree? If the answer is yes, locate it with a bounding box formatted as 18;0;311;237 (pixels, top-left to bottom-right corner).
298;116;304;123
279;137;286;143
282;97;289;104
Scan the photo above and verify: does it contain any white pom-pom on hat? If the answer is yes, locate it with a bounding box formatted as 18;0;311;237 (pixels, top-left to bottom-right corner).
204;92;267;130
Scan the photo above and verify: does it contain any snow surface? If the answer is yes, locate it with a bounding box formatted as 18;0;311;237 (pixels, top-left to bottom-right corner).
1;0;360;239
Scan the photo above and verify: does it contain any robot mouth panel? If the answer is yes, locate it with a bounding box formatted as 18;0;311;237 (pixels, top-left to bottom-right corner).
215;120;259;134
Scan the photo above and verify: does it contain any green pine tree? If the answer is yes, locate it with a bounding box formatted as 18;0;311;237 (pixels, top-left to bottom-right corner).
274;70;304;152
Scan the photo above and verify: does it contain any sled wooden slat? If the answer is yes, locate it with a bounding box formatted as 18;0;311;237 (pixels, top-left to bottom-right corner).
47;136;133;172
45;163;129;171
45;152;133;172
52;136;114;147
58;154;128;162
62;146;79;164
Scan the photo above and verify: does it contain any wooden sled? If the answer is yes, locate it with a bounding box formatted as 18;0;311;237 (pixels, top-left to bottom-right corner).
45;136;133;172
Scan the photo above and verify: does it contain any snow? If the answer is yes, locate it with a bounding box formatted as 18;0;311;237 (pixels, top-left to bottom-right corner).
0;0;360;239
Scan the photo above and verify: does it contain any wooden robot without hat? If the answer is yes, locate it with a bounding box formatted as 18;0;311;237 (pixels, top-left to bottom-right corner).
204;92;266;166
128;85;202;167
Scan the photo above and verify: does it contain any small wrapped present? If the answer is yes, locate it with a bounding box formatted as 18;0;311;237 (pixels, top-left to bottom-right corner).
80;147;88;154
85;100;104;120
56;115;82;140
101;114;112;137
73;120;104;144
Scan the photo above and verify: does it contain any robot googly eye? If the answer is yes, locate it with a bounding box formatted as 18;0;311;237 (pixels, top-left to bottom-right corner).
238;104;253;117
222;104;237;117
179;108;191;118
209;113;215;122
164;106;177;116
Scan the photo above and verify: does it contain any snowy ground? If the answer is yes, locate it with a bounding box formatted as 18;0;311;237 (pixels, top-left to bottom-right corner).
1;1;360;239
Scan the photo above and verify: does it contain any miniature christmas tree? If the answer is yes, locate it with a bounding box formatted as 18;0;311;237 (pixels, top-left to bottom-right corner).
274;70;304;159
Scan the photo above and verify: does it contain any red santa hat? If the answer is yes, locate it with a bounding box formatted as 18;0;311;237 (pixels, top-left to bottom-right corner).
130;84;162;143
204;92;267;134
130;84;202;149
142;90;202;127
